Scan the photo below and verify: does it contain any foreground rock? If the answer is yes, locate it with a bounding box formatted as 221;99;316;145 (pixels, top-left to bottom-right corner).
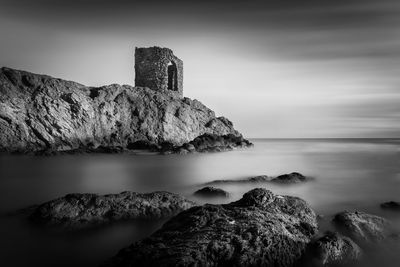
205;172;310;185
0;67;249;153
380;201;400;211
299;231;362;267
333;211;391;245
193;187;229;198
29;191;196;229
103;188;318;267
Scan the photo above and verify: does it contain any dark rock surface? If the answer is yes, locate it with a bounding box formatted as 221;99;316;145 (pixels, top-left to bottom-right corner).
0;67;248;153
299;231;362;267
380;201;400;211
333;211;391;245
103;188;318;267
29;191;196;229
205;172;310;185
272;172;307;183
193;186;229;198
167;133;253;154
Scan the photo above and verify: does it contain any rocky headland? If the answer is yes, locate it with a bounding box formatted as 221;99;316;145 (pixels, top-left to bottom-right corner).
0;67;251;154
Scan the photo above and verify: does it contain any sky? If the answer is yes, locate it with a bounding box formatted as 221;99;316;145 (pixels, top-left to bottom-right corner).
0;0;399;138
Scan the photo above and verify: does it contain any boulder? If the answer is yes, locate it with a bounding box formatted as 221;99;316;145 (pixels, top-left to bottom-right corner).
333;211;391;244
103;188;318;267
193;187;229;198
0;67;250;154
299;231;362;267
380;201;400;211
29;191;196;229
205;172;309;185
272;172;308;183
165;133;253;154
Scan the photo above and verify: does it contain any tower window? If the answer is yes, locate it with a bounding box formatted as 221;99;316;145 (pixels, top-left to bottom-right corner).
167;61;178;91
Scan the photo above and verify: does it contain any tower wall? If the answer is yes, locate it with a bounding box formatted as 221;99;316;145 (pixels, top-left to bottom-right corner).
135;47;183;97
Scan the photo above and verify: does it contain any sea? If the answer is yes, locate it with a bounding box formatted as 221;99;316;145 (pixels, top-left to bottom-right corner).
0;139;399;266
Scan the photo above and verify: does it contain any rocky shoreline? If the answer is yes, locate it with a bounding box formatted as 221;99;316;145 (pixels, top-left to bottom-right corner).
19;179;399;267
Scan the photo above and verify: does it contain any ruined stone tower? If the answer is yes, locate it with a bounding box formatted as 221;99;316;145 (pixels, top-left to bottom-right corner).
135;47;183;97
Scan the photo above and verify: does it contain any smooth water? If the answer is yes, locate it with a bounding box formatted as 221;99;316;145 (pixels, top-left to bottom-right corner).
0;139;399;266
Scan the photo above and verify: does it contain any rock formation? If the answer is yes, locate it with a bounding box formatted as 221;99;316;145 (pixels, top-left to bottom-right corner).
205;172;310;185
193;186;230;198
103;188;318;267
29;191;196;229
0;67;250;153
299;231;362;267
380;201;400;211
333;211;391;245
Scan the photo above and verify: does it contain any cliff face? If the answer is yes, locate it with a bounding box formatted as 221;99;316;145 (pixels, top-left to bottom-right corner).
0;67;242;153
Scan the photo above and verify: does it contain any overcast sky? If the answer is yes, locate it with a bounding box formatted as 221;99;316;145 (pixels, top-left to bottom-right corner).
1;0;399;138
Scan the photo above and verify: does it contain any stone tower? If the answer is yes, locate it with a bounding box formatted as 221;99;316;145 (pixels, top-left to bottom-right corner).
135;47;183;97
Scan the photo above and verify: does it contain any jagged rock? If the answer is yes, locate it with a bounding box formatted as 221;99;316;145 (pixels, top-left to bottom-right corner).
205;172;310;185
0;67;249;153
29;191;196;229
164;133;253;154
380;201;400;211
333;211;391;245
103;188;318;267
193;187;229;198
299;231;362;267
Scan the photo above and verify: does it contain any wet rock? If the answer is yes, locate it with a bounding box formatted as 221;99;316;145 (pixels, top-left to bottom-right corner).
380;201;400;211
0;67;249;154
164;133;253;154
333;211;391;244
193;187;229;198
299;231;362;267
103;188;318;267
29;191;196;229
205;172;310;185
272;172;307;183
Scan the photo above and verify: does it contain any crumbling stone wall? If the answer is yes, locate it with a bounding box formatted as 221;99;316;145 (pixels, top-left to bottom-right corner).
135;47;183;97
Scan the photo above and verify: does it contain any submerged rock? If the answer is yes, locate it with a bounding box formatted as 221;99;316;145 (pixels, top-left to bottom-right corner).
193;187;229;198
103;188;318;267
29;191;196;229
300;231;362;267
333;211;391;245
0;67;249;154
205;172;310;185
380;201;400;211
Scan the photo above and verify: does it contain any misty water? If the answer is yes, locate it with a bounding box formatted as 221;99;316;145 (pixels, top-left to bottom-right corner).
0;139;399;267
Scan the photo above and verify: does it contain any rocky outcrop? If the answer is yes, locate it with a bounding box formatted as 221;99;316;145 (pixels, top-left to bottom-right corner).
0;67;248;153
29;191;196;229
299;231;362;267
381;201;400;211
166;133;253;154
103;188;318;267
273;172;308;183
205;172;310;185
333;211;391;245
193;187;229;198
